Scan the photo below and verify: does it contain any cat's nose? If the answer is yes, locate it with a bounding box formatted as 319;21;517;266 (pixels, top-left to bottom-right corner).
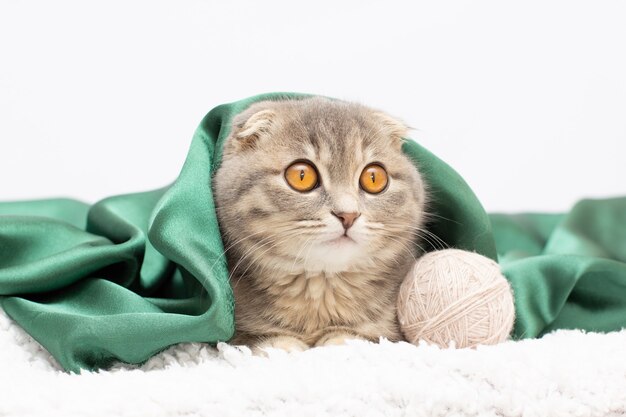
332;211;361;230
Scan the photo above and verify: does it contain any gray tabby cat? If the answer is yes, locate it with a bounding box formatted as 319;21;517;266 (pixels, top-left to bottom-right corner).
213;96;427;353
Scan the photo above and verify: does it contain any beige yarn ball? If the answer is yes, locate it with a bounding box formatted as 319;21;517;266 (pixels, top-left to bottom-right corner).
397;249;515;348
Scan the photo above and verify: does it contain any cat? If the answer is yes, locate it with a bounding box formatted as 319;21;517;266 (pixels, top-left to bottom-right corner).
212;96;428;353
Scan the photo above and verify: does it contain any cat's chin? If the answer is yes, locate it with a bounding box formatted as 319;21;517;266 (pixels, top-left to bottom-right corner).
297;236;364;274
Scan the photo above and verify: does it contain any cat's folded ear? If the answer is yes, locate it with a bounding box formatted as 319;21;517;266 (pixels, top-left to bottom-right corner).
229;105;277;152
371;111;410;149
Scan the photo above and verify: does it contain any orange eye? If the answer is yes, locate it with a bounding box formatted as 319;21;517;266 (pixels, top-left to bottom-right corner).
284;161;319;192
360;164;388;194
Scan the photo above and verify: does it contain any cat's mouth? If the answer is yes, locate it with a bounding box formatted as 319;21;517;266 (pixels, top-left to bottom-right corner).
326;235;357;245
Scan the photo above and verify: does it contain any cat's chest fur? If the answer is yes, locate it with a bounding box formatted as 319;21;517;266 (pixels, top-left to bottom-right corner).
269;271;375;328
231;267;404;344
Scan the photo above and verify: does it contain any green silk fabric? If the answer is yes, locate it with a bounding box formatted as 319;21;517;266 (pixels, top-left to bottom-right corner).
1;93;625;372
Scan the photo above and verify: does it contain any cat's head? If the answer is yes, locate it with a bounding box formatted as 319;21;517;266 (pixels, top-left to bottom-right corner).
213;97;427;276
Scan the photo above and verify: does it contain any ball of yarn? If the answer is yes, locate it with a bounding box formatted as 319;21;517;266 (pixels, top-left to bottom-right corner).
397;249;515;348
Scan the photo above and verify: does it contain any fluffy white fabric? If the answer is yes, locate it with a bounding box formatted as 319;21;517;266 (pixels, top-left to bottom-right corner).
1;308;625;417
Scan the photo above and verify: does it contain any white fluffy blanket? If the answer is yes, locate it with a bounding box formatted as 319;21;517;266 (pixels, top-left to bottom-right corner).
1;308;625;417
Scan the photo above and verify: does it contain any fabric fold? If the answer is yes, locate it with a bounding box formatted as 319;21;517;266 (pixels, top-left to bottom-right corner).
491;197;626;338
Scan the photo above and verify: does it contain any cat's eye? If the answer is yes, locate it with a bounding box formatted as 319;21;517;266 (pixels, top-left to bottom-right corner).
284;161;319;192
359;164;388;194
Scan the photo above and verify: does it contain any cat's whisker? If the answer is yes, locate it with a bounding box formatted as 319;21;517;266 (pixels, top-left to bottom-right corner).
254;237;313;286
215;222;304;258
299;229;321;275
376;230;427;258
383;223;449;250
423;211;462;226
378;221;443;241
233;232;302;289
207;229;272;274
230;239;281;289
385;234;420;262
227;234;277;274
414;233;445;251
227;228;303;280
227;231;299;287
396;229;442;252
415;229;448;250
235;239;288;287
289;234;318;275
388;227;446;251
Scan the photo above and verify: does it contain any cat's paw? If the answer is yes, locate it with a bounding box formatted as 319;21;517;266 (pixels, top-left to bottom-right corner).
315;332;366;347
252;335;309;356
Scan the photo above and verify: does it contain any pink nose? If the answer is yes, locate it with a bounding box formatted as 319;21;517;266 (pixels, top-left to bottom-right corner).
332;211;361;229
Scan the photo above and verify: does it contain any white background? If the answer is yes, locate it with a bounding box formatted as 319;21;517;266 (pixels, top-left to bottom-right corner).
1;0;625;212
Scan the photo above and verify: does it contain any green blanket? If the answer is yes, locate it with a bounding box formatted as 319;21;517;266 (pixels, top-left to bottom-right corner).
1;93;625;372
